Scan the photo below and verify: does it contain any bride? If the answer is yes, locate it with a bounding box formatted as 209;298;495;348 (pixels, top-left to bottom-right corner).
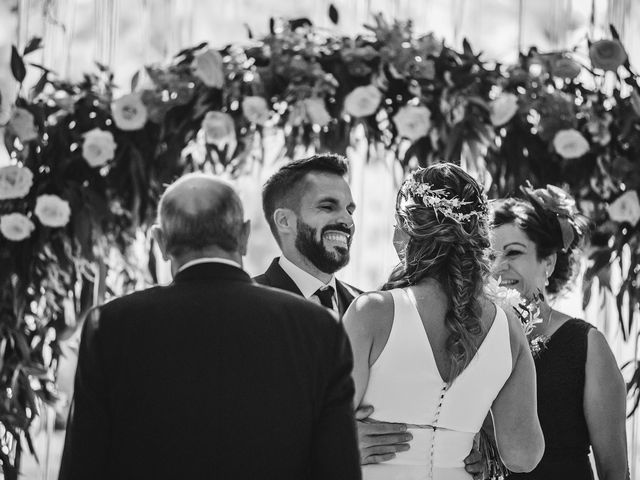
343;163;544;480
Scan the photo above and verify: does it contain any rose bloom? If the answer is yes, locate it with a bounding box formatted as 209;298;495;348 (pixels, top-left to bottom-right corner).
201;111;236;147
0;213;35;241
112;93;148;131
7;107;39;142
193;48;225;89
607;190;640;226
34;194;71;228
589;39;627;72
304;98;332;127
82;129;117;167
528;184;576;216
242;96;270;125
551;57;581;80
490;93;519;126
343;85;382;118
552;129;590;159
0;165;34;200
393;105;432;141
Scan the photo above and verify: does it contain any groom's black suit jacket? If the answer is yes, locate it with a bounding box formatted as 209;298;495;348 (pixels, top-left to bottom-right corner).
59;262;361;480
254;258;362;317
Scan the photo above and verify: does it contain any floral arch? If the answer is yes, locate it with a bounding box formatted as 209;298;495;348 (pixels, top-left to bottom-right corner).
1;10;640;478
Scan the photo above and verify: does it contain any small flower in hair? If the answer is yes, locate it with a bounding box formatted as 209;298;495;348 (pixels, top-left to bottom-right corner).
521;182;583;252
402;178;487;224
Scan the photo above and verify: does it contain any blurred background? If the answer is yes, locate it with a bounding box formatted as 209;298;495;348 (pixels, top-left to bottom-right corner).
1;0;639;478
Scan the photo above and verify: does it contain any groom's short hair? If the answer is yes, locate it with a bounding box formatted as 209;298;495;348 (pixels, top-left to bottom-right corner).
262;154;348;243
157;173;244;256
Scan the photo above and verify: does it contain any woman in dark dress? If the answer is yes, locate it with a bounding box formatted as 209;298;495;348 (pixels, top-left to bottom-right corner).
490;184;628;480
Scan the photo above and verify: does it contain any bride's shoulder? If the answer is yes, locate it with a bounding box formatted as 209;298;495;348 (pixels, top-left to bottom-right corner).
343;290;394;333
480;296;530;363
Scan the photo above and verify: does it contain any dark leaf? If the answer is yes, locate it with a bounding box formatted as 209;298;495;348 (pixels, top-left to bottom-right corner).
22;37;42;56
289;18;312;30
174;41;208;59
32;71;48;96
27;63;55;75
95;61;110;73
10;45;26;83
244;23;253;39
610;24;620;40
131;70;140;92
462;38;474;57
329;4;339;24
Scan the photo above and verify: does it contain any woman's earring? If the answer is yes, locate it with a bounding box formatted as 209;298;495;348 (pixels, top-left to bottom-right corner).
544;271;550;287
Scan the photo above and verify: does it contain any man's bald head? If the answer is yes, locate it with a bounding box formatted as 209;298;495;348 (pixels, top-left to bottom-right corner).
156;173;245;257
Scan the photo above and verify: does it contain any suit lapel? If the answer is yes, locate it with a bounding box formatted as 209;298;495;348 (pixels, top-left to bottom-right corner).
263;258;304;296
335;280;358;317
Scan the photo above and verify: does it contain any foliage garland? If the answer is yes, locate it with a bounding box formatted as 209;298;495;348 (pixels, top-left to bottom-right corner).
1;8;640;477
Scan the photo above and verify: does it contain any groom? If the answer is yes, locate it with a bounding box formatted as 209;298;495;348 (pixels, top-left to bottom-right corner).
254;154;360;316
59;173;361;480
255;154;413;464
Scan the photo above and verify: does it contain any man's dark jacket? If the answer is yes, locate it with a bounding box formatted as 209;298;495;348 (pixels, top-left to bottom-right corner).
59;262;361;480
254;258;361;317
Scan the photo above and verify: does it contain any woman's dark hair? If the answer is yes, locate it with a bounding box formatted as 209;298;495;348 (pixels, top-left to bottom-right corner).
490;185;590;295
383;162;490;381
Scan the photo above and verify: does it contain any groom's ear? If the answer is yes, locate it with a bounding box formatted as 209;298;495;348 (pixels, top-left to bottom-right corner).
273;208;296;236
151;225;170;261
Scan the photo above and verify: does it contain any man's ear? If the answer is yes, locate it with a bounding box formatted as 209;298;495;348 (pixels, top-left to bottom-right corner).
238;220;251;256
273;208;296;237
151;225;170;261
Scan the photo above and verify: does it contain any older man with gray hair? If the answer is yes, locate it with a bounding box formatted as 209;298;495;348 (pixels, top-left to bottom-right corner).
59;173;361;480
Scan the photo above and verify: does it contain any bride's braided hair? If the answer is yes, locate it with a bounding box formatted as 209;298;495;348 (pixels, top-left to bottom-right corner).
383;163;491;381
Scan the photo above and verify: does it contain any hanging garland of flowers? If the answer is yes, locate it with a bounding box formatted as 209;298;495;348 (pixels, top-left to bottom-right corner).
1;7;640;476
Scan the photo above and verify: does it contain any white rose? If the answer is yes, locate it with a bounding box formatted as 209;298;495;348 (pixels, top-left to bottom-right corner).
303;98;332;127
608;190;640;226
343;85;382;118
34;194;71;228
490;93;518;126
242;96;270;125
52;91;75;112
201;111;236;147
112;93;148;131
82;128;117;167
0;166;33;200
0;213;35;241
7;107;39;142
193;48;225;89
552;129;590;159
393;105;432;141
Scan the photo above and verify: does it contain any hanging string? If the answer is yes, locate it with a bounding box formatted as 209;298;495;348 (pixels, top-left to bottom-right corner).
95;0;118;70
517;0;524;54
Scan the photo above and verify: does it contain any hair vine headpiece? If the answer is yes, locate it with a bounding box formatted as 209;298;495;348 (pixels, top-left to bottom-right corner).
401;178;487;224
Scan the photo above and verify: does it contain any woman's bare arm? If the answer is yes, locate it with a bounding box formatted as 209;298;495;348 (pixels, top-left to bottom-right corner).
490;306;545;472
584;329;629;480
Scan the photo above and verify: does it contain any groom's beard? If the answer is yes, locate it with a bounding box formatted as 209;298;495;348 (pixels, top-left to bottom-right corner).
295;220;351;274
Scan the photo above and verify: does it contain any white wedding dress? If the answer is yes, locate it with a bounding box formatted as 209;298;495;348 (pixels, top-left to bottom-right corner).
361;288;512;480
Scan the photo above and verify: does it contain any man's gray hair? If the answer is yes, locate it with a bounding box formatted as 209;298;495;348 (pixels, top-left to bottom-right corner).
157;174;244;256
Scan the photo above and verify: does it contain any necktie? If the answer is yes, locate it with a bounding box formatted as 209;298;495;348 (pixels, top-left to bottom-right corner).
314;286;335;310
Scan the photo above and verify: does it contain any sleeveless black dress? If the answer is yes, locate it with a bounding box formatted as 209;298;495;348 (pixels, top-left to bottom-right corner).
509;319;594;479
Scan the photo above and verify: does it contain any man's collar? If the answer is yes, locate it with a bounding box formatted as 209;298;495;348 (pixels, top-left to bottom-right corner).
177;257;243;274
278;255;336;299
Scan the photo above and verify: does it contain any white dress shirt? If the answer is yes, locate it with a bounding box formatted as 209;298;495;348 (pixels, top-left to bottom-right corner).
278;256;338;312
177;257;243;274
